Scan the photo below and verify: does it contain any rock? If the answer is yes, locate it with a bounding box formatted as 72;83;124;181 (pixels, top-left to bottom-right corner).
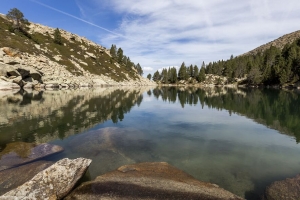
66;162;243;200
263;174;300;200
12;76;23;86
6;69;21;77
45;83;60;88
67;127;156;176
2;158;92;200
60;83;69;88
0;63;9;76
0;161;53;195
30;70;42;82
0;142;63;171
23;82;34;89
3;57;20;65
16;66;42;82
16;67;30;78
34;44;41;50
0;49;5;58
23;76;33;82
0;80;20;90
53;55;61;61
92;78;107;86
86;52;96;59
2;47;21;57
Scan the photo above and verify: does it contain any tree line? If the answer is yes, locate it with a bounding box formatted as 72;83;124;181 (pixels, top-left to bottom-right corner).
148;37;300;86
148;62;206;84
110;44;143;76
205;38;300;85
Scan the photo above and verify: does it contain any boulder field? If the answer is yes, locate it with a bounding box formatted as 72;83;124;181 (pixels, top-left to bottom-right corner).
0;47;155;91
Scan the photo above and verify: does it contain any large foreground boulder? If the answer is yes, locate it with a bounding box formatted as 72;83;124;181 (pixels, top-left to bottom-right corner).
0;161;53;195
0;142;63;171
66;162;243;200
2;158;92;200
263;174;300;200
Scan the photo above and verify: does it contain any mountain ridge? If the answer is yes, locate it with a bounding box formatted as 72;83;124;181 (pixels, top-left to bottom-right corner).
0;13;155;90
242;30;300;56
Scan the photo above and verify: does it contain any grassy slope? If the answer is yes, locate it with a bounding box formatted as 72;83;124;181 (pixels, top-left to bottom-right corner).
0;16;140;82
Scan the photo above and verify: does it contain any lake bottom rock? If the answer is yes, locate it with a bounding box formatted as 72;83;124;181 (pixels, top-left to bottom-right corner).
263;174;300;200
0;161;53;195
66;162;243;200
0;142;63;171
1;158;92;200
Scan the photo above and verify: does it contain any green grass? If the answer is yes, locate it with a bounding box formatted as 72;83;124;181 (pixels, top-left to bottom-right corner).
0;16;141;82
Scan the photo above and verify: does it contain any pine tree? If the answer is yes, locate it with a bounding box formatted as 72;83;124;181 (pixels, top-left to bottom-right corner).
136;63;143;76
147;73;152;80
7;8;28;31
53;28;62;45
117;48;123;64
198;67;206;82
152;70;161;81
110;44;117;58
189;64;194;77
194;65;199;78
162;68;169;84
178;62;187;80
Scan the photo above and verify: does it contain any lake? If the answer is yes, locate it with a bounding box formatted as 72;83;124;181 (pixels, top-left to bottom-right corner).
1;86;300;199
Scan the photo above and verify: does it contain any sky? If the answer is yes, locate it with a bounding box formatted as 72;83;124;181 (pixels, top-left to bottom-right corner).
1;0;300;75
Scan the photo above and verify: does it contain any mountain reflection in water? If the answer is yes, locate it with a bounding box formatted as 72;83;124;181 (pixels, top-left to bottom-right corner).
0;86;300;199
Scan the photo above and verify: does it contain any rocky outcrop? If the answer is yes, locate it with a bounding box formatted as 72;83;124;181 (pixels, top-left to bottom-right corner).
0;14;156;89
0;47;155;90
2;158;92;200
0;142;63;171
263;174;300;200
65;162;243;200
0;161;53;195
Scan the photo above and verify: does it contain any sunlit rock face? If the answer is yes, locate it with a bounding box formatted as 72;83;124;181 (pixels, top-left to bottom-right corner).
2;158;92;200
0;142;63;171
66;162;244;200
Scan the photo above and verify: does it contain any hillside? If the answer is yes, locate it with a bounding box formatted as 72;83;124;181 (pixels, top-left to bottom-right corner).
0;13;154;90
243;30;300;56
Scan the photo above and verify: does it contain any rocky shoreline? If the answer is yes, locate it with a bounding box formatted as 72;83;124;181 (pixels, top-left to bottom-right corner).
0;140;298;199
0;141;243;200
0;47;155;91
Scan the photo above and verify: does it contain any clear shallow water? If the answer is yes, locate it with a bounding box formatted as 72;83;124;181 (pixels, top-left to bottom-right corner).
1;87;300;199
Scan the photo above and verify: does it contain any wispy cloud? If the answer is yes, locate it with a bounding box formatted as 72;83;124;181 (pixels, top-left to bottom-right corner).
143;67;154;72
34;0;300;75
91;0;300;74
30;0;132;41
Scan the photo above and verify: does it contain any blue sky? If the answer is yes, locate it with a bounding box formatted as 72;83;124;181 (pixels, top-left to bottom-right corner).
1;0;300;75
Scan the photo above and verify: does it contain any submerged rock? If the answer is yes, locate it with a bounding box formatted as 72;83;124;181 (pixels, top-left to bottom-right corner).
0;161;53;195
0;142;63;171
2;158;92;200
65;162;243;200
263;174;300;200
67;127;156;177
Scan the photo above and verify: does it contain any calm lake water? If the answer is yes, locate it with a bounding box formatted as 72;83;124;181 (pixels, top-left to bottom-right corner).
1;86;300;199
